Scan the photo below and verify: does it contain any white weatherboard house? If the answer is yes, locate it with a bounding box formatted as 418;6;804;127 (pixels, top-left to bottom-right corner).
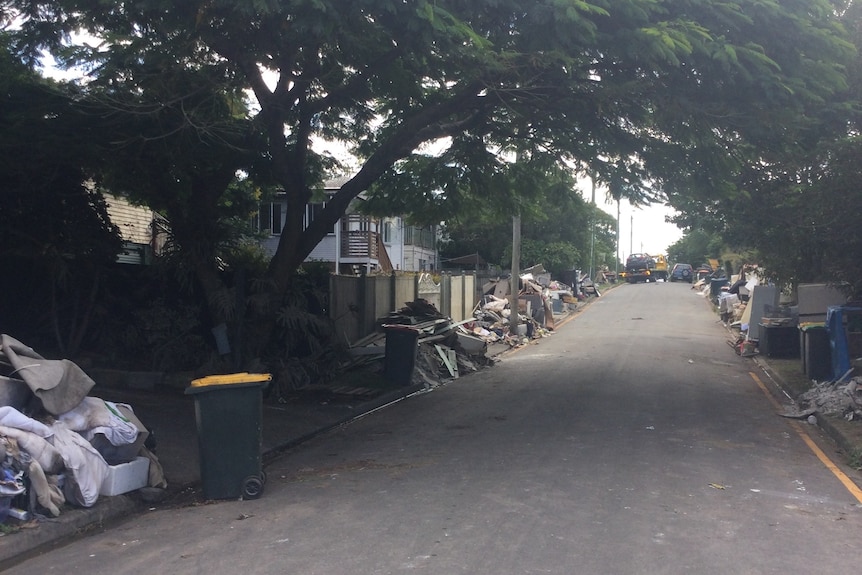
104;194;168;265
255;177;438;274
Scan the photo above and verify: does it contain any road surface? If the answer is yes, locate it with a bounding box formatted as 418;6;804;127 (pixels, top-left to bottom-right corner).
7;282;862;574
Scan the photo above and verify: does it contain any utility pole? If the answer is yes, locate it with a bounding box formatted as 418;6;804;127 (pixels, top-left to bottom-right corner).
509;214;521;335
615;198;620;279
589;177;596;281
630;213;633;256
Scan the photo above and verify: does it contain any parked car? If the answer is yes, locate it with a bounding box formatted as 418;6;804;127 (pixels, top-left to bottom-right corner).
670;263;693;283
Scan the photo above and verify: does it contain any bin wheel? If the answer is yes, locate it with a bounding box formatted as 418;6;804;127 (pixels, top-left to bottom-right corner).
241;475;265;500
260;470;267;485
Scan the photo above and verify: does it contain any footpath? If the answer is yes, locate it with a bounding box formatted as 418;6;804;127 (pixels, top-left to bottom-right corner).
2;297;862;567
0;372;434;567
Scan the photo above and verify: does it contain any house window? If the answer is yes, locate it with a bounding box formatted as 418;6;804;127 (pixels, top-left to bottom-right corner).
258;202;283;235
306;202;334;234
382;220;393;244
403;225;435;249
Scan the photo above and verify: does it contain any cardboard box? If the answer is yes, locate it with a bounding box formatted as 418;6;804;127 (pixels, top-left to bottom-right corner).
100;456;149;496
89;404;150;465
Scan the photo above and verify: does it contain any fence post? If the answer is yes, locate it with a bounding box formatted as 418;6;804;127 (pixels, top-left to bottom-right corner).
328;273;336;323
461;270;467;320
472;271;478;316
443;273;451;318
359;267;369;337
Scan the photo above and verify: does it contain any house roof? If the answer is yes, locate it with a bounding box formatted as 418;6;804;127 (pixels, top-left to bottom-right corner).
442;253;487;268
324;175;353;190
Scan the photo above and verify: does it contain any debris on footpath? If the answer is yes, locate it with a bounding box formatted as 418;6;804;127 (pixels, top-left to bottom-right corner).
1;335;165;532
796;378;862;421
712;272;862;425
343;269;585;391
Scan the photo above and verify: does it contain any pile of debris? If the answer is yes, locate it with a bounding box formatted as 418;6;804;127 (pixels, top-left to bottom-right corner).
345;282;571;390
345;299;505;389
796;377;862;421
1;335;164;527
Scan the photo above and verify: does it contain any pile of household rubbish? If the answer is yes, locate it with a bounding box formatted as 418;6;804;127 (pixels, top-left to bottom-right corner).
704;272;862;420
794;378;862;421
694;265;756;328
345;270;580;389
1;334;164;526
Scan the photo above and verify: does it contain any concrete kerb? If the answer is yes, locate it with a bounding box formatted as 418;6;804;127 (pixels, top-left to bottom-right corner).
0;490;138;567
263;381;428;464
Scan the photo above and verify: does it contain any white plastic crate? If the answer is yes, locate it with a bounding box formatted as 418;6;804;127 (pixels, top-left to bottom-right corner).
100;456;149;496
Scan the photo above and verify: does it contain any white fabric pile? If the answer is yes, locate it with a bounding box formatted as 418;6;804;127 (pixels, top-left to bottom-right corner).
0;398;145;513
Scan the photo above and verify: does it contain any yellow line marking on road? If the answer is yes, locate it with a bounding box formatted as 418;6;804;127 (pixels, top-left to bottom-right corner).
749;371;862;504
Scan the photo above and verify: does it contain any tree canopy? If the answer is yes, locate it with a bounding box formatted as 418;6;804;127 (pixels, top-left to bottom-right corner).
0;33;119;263
435;165;618;277
665;3;862;292
4;0;856;354
0;33;127;354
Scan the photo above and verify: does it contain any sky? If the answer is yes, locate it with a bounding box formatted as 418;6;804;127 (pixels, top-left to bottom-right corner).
578;179;683;260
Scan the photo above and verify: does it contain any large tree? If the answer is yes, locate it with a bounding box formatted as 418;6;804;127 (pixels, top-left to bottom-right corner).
7;0;854;354
431;164;618;277
76;54;264;335
0;32;123;355
665;3;862;292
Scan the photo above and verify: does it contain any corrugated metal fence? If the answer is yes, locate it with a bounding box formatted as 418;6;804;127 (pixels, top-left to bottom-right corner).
330;271;477;345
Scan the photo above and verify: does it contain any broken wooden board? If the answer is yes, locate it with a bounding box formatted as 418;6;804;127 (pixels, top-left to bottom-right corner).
434;344;459;378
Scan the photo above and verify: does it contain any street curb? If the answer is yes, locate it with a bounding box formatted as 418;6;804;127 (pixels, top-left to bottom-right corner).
751;354;856;459
750;355;797;402
713;287;862;472
0;491;139;568
263;382;427;462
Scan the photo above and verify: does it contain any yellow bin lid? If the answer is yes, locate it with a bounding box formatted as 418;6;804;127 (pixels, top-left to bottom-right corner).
190;372;272;388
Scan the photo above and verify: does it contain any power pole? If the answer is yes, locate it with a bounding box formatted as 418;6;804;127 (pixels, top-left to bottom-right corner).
589;177;596;280
509;214;521;335
615;198;620;279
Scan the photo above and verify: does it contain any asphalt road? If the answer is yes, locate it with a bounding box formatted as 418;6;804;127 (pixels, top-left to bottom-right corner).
7;282;862;574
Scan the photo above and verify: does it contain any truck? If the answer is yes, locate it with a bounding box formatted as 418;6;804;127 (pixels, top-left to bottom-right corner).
620;253;656;283
652;254;669;281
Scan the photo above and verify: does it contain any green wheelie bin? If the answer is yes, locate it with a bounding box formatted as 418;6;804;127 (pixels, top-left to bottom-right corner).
186;372;272;500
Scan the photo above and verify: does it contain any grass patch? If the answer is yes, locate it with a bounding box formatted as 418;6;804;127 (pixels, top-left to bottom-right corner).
762;357;812;398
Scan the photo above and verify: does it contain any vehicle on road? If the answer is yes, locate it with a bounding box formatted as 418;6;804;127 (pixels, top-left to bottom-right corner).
652;254;669;281
620;253;656;283
670;263;693;283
